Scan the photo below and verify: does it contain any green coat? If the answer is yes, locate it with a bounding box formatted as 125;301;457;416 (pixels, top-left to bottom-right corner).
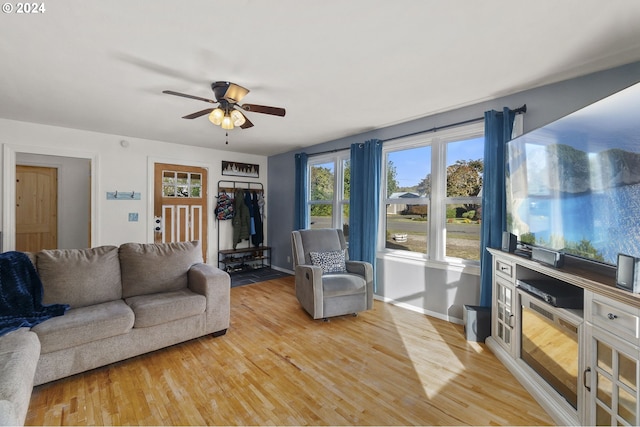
232;189;250;248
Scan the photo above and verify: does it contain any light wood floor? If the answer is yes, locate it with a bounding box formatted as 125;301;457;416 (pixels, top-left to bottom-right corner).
26;276;554;426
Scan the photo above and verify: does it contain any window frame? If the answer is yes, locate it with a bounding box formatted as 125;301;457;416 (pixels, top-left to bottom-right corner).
306;151;350;231
380;122;484;266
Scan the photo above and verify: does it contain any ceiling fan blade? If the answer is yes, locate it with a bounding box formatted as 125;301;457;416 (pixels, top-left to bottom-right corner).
241;104;286;117
182;108;213;119
240;115;254;129
162;90;217;104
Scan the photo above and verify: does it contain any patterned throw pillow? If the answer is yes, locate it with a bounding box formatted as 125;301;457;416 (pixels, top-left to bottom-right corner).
309;250;347;274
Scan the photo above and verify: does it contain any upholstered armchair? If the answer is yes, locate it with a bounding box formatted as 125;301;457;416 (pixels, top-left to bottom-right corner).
291;228;373;320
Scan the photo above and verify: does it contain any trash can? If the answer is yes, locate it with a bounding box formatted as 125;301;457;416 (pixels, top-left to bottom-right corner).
463;305;491;342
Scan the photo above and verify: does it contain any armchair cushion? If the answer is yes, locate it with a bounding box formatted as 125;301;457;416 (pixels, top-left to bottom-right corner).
309;249;347;273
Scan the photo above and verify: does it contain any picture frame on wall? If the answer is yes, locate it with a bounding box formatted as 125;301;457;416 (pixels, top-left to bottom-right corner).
222;161;259;178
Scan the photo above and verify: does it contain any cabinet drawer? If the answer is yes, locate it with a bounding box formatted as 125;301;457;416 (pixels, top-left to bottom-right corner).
590;295;640;344
495;259;514;281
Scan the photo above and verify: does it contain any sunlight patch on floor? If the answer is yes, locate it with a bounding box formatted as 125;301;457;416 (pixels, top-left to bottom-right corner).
386;304;466;399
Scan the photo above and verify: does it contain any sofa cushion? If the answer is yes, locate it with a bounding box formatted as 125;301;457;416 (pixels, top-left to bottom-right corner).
31;300;134;354
36;246;122;308
125;289;206;328
120;241;203;298
0;328;40;427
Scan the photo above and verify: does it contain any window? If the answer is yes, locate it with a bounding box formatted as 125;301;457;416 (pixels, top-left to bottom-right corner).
382;123;484;263
308;153;350;239
385;146;431;254
444;137;484;260
162;170;202;198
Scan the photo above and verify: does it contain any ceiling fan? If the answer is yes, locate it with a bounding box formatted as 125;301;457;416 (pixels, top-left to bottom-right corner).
163;81;286;130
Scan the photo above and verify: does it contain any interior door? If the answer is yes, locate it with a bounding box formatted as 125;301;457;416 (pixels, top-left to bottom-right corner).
154;163;208;261
16;165;58;252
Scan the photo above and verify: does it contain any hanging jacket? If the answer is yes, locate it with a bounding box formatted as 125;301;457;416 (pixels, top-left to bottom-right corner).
232;189;250;248
251;191;264;247
244;190;256;236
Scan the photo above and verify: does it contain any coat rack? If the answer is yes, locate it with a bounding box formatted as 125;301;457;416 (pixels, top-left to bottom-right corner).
106;191;141;200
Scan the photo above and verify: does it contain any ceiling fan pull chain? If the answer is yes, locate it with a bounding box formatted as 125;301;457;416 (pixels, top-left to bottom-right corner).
225;131;229;145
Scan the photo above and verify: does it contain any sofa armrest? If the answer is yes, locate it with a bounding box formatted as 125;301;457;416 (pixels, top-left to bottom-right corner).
346;260;374;310
0;400;18;426
188;263;230;334
0;328;41;427
294;264;324;318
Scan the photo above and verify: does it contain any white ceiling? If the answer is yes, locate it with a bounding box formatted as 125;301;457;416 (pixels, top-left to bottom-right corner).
2;0;640;156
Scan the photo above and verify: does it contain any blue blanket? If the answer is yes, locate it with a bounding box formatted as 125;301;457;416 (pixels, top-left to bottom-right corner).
0;251;68;336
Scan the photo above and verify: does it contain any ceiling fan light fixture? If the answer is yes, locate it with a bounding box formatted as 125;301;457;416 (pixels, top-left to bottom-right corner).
223;83;250;103
209;108;224;125
230;109;246;127
221;114;234;130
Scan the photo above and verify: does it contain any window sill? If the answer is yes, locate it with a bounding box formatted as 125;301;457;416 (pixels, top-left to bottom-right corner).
377;250;481;276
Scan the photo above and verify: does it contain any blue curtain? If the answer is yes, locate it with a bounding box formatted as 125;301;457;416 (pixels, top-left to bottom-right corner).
349;139;382;290
479;108;516;307
294;152;308;230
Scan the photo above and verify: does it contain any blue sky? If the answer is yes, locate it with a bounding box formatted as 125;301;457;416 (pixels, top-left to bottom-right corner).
389;136;485;188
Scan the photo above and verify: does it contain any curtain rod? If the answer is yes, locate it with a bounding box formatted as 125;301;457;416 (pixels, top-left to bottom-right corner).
382;104;527;144
305;104;526;157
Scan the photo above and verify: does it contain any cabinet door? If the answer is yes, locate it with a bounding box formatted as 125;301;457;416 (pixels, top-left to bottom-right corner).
586;326;640;426
493;277;516;356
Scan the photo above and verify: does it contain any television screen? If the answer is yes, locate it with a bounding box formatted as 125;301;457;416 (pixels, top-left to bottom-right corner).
506;81;640;266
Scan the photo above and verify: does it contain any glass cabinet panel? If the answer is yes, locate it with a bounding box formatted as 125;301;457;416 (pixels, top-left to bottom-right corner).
597;340;613;372
590;332;639;426
494;278;515;354
597;372;613;409
595;403;610;426
619;386;635;424
620;352;636;390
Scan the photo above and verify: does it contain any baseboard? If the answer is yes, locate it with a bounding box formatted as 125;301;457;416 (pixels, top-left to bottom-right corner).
270;265;293;275
374;295;464;325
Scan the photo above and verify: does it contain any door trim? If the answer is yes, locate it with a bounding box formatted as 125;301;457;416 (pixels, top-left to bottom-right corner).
2;144;98;251
147;156;212;261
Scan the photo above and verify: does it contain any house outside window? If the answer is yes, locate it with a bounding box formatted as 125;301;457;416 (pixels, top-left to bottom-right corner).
382;122;484;263
308;152;350;240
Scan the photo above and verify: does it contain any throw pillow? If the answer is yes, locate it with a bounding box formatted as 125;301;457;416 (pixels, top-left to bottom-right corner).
309;249;346;274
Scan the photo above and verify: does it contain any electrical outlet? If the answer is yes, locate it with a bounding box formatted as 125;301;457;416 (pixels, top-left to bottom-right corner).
287;256;291;263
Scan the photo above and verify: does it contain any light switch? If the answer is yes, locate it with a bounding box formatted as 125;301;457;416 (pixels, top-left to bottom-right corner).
128;213;139;222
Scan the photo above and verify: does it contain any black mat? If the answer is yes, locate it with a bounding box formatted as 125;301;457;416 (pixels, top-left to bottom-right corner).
230;267;292;287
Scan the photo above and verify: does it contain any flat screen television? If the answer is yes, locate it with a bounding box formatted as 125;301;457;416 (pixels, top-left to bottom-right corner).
506;81;640;267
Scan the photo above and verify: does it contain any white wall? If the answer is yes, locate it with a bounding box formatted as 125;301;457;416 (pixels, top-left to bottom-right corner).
376;255;480;323
0;118;267;262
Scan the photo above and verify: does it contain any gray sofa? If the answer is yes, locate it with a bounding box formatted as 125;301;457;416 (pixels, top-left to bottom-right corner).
0;241;230;426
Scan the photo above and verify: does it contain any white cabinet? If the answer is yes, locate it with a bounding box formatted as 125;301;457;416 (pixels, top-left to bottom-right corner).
487;249;640;425
584;291;640;426
493;257;517;356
